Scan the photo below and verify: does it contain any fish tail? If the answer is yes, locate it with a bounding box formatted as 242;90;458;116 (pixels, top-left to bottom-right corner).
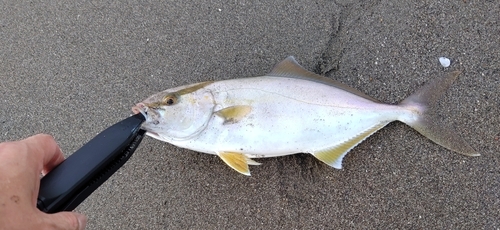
398;71;479;156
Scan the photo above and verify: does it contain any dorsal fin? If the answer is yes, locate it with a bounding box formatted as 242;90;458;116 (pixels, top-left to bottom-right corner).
268;56;380;103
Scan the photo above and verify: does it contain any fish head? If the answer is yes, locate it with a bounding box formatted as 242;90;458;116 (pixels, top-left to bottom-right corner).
132;81;215;141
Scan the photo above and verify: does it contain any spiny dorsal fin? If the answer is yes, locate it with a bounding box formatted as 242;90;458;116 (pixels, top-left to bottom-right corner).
218;151;261;176
269;56;380;103
214;105;252;124
312;122;388;169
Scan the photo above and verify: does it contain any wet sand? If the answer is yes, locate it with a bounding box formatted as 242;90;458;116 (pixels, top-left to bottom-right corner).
1;1;499;229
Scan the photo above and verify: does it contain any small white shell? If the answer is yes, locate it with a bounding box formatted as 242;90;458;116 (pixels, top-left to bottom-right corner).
439;57;451;67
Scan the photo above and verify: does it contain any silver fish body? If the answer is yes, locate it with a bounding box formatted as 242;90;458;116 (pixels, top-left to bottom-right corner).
133;56;478;175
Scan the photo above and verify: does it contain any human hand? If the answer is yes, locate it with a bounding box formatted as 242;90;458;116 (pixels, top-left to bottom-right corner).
0;134;87;230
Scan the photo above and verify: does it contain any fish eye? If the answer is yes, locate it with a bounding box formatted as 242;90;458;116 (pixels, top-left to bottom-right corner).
163;95;178;106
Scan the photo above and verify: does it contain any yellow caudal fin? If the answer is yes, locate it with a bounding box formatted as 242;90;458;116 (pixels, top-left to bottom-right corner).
312;123;388;169
399;71;479;156
218;152;261;176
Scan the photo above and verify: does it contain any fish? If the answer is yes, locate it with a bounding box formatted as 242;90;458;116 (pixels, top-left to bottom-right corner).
132;56;478;176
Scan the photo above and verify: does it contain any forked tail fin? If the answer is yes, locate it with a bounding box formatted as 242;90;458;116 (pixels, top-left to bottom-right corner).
399;71;479;156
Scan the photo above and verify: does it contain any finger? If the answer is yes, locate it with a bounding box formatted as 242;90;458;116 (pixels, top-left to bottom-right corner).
43;212;87;230
23;134;65;175
16;134;65;204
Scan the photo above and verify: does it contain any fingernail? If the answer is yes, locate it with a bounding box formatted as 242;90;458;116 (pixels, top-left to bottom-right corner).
74;213;88;230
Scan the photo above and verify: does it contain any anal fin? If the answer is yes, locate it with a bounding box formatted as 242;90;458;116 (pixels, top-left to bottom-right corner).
218;151;261;176
312;122;388;169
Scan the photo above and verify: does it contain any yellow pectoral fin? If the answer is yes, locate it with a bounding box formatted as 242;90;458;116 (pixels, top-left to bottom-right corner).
214;105;252;124
312;123;388;169
218;152;261;176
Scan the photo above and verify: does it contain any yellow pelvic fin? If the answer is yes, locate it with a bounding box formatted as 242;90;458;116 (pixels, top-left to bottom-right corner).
218;151;261;176
214;105;252;124
312;123;388;169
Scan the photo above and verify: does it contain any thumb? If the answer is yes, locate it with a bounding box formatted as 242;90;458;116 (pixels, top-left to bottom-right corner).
43;211;87;230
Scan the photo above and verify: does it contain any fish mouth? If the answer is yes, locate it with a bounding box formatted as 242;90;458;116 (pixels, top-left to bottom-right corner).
132;103;160;125
132;103;148;117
